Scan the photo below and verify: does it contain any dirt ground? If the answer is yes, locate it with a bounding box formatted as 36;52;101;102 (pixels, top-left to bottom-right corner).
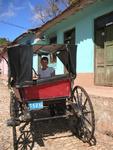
0;80;113;150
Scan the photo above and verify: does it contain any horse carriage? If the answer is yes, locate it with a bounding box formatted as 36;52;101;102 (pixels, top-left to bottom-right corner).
7;44;95;149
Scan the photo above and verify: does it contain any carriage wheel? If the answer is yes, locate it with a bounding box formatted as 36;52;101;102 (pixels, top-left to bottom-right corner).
10;92;21;118
10;92;22;149
70;86;95;143
12;122;34;150
16;130;34;149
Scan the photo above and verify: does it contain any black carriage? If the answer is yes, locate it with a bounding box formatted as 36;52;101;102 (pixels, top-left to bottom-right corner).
7;44;95;149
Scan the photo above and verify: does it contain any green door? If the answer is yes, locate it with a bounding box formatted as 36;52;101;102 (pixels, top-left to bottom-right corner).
95;28;105;85
95;24;113;86
104;24;113;85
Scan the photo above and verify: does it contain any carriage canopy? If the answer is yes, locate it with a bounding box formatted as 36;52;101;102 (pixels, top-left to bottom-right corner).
7;44;77;85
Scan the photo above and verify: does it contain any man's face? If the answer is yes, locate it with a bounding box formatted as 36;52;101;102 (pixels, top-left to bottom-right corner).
41;59;48;69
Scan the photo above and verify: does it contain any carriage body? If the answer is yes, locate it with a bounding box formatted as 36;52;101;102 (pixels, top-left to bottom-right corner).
7;44;95;149
17;74;71;112
19;75;71;101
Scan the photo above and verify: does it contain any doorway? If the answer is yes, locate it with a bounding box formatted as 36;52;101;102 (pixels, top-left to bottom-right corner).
95;11;113;86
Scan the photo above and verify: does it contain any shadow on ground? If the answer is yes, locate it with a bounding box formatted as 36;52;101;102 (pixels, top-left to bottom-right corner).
14;113;96;150
14;117;71;149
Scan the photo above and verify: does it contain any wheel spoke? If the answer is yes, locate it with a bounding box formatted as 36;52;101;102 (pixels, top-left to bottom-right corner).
79;92;83;105
83;98;88;107
75;88;79;101
28;144;32;149
27;133;32;138
83;110;92;114
83;116;92;126
18;140;24;144
23;133;26;139
79;119;92;140
83;127;92;141
73;95;76;102
18;136;24;141
84;126;92;134
25;132;29;138
18;143;23;149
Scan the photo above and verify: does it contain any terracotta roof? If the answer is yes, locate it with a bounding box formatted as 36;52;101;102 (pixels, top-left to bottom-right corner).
34;0;97;37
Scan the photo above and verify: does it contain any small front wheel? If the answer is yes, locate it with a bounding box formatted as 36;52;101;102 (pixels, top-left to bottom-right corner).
10;92;23;149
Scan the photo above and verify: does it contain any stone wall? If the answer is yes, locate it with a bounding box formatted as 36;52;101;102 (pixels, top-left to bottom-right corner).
90;95;113;135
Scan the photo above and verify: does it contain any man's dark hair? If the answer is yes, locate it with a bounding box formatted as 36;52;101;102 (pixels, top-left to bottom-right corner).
41;57;48;62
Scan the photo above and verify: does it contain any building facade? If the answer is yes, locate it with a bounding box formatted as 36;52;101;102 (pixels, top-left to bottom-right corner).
35;0;113;86
1;0;113;86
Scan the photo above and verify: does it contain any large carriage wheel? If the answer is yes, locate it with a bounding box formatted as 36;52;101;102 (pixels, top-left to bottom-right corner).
69;86;95;143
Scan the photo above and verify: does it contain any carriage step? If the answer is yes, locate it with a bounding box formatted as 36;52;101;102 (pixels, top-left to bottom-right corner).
33;114;70;122
7;118;21;127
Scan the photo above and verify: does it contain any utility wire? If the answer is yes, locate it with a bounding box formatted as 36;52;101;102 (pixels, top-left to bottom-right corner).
0;20;28;30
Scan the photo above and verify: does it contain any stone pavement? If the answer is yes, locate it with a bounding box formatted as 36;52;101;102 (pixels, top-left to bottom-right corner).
0;80;113;150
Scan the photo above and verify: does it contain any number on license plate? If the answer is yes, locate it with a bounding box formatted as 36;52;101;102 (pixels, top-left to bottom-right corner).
28;101;43;110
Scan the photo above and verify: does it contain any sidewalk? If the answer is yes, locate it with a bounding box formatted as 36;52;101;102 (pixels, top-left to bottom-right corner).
74;73;113;98
84;85;113;98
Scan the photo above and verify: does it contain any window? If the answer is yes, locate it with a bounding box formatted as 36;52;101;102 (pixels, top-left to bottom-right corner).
64;28;75;44
49;36;57;63
49;36;57;44
64;28;75;73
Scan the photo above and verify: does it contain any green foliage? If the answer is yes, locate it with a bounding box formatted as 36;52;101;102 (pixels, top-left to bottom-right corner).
0;38;9;46
68;0;79;5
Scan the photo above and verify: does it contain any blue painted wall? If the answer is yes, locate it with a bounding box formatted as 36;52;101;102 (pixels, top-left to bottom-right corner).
17;33;36;45
44;0;113;74
33;54;38;72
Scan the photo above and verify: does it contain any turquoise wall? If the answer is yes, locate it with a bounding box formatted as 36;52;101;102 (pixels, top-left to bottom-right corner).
17;33;35;45
33;55;38;72
55;32;64;74
44;0;113;73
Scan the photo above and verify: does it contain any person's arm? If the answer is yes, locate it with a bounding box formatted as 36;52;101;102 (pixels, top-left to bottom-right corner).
51;68;55;77
32;69;38;79
36;68;41;79
51;70;55;77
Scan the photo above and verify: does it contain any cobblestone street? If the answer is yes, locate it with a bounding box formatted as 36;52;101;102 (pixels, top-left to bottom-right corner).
0;81;113;150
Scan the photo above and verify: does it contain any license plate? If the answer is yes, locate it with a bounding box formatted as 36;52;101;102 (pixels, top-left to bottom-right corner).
28;101;43;110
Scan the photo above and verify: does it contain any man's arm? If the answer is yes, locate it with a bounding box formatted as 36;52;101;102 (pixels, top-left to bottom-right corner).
51;70;55;77
51;67;55;77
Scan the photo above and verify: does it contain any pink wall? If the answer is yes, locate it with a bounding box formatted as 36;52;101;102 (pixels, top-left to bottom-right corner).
0;53;8;80
74;73;94;87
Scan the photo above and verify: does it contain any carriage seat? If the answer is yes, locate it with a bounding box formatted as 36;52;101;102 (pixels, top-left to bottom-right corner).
15;74;70;88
